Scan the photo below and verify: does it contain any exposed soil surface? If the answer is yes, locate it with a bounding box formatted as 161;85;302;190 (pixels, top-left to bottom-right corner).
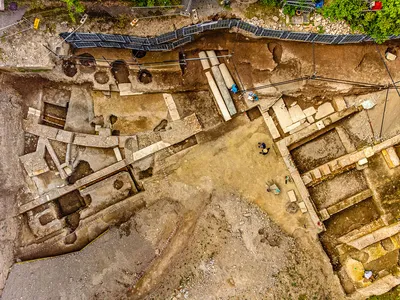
291;129;347;173
309;169;368;210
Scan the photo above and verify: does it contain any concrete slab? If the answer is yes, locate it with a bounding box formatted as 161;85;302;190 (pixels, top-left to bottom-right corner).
272;98;293;130
315;102;334;120
288;105;306;123
198;51;210;70
211;66;236;116
205;71;231;122
206;50;219;66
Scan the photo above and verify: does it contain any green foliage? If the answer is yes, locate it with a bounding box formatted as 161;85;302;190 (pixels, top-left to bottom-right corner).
259;0;280;7
283;5;298;16
62;0;85;23
128;0;181;7
322;0;400;43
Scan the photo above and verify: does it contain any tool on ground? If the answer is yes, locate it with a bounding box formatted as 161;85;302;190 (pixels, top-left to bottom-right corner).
33;18;40;30
266;181;281;195
248;92;259;102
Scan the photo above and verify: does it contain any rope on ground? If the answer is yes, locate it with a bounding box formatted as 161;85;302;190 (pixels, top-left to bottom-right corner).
379;88;390;138
231;27;246;97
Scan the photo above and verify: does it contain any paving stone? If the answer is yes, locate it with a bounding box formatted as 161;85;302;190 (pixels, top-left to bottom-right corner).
315;102;335;120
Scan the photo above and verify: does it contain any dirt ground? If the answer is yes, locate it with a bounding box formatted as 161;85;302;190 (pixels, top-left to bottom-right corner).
1;18;400;299
0;76;25;295
291;129;347;173
1;114;344;300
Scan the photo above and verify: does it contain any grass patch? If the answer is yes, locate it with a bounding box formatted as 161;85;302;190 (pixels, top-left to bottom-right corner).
245;3;279;19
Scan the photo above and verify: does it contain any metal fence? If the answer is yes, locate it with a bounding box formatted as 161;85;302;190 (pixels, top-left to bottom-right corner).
60;19;400;51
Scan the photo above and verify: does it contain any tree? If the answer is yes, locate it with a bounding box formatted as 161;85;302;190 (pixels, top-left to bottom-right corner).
322;0;400;42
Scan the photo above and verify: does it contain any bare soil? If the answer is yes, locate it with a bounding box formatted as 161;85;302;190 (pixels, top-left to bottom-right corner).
291;129;347;173
309;169;369;210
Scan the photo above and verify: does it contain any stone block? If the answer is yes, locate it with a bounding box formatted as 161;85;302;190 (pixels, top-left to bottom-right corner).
364;147;374;158
298;201;308;213
313;168;322;179
198;51;210;70
163;93;180;121
263;112;280;140
303;107;316;117
319;209;330;221
118;83;134;96
320;164;331;176
288;190;297;203
301;173;313;185
382;147;400;168
316;120;325;130
333;96;347;111
283;121;301;133
55;130;74;144
307;115;314;123
288;105;306;123
315;102;335;120
113;147;123;161
272;98;293;130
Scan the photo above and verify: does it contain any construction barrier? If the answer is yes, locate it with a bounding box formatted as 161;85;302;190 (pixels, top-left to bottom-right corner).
60;19;400;51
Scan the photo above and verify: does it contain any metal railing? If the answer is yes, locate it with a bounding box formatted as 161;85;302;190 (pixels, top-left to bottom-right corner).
59;19;400;51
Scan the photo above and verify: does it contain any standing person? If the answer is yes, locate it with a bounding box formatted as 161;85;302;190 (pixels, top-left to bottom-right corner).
258;142;266;149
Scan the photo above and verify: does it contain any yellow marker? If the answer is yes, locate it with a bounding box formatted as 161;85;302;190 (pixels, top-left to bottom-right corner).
33;18;40;30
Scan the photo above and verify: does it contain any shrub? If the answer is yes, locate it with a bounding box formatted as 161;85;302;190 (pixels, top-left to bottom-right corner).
62;0;84;23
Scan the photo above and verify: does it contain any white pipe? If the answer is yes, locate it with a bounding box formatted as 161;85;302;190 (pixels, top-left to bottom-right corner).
205;72;231;121
219;63;235;89
206;50;219;66
211;66;237;116
198;51;210;70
